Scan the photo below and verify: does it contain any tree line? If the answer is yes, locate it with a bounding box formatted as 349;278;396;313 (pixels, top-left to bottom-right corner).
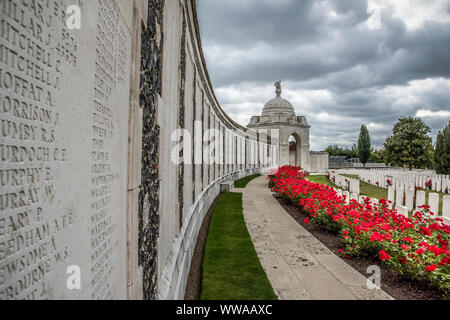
325;117;450;174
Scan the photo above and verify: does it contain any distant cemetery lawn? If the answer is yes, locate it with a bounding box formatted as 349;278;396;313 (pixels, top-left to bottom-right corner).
307;175;331;186
234;174;261;188
341;174;445;215
341;174;388;200
313;174;445;215
200;192;277;300
308;174;388;203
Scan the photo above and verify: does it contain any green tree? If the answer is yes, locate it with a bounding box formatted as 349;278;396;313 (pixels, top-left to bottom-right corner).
383;117;434;170
358;125;371;167
349;144;359;159
368;148;384;163
325;144;358;159
435;122;450;174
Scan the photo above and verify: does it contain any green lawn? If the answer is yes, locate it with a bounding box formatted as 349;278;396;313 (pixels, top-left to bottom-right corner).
234;174;261;188
307;175;333;187
341;174;359;179
201;192;277;300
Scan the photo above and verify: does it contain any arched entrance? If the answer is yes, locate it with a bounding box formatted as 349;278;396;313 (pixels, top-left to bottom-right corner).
247;81;314;170
288;133;301;166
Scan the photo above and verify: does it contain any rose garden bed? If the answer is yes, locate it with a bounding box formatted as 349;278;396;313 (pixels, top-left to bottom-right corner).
269;165;450;300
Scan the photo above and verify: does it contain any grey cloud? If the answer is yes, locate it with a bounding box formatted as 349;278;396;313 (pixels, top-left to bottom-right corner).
198;0;327;47
197;0;450;150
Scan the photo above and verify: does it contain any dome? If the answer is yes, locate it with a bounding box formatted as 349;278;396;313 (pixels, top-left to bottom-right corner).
261;81;296;117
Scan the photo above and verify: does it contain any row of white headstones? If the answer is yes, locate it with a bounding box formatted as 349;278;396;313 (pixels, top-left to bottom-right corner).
329;172;450;226
332;187;450;226
337;169;450;193
330;172;360;194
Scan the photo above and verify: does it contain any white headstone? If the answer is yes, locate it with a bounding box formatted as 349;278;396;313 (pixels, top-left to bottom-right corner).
405;189;414;211
396;187;404;206
429;193;440;216
358;195;366;204
343;191;350;204
371;198;379;207
350;179;360;194
442;216;450;226
396;205;409;217
388;186;395;208
443;195;450;219
416;190;426;209
350;193;358;202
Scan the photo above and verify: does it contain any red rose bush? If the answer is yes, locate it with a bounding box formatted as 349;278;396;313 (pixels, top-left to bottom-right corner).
269;166;450;294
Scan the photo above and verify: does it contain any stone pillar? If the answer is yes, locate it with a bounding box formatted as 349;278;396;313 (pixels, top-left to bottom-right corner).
301;145;311;171
126;0;148;300
279;141;290;166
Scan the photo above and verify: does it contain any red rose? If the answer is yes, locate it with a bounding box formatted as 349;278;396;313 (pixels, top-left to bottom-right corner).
425;265;437;272
402;237;414;243
378;250;391;261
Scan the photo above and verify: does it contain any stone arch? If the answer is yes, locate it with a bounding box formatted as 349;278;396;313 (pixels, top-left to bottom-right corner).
289;132;302;166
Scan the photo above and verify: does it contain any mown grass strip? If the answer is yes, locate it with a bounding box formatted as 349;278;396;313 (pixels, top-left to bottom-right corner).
234;174;261;188
200;192;277;300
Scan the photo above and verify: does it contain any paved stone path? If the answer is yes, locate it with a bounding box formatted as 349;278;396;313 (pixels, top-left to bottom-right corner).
237;176;393;300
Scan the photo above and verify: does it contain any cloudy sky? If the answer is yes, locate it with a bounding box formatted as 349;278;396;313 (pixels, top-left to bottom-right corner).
197;0;450;151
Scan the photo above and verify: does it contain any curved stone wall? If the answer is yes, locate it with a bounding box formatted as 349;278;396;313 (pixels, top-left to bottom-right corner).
0;0;278;300
153;0;279;299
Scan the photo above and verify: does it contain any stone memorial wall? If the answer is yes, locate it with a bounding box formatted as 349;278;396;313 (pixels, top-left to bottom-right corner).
0;0;279;300
0;0;135;299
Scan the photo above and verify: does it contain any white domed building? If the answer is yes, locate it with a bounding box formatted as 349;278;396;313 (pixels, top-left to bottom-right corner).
247;81;329;171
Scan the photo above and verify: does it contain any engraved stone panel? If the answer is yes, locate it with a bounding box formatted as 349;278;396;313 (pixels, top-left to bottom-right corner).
0;0;132;299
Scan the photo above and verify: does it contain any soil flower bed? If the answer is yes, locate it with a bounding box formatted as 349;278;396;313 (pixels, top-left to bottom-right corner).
270;166;450;296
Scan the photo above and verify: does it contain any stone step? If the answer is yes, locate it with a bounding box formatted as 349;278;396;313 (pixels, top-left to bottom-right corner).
220;181;234;192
